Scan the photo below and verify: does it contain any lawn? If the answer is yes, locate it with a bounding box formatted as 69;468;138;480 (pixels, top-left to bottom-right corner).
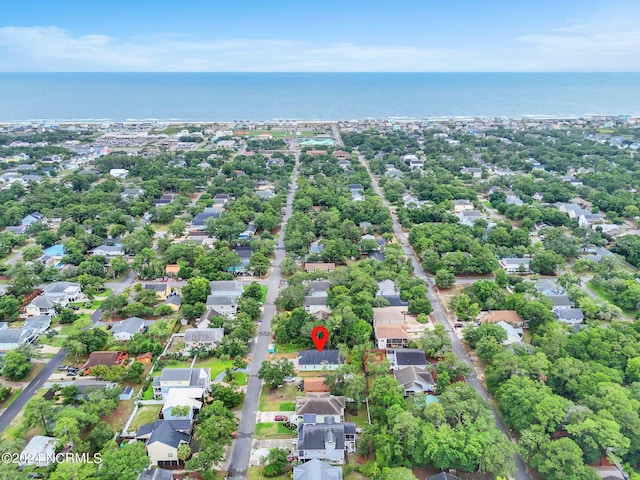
279;401;296;411
232;372;248;386
129;406;161;431
346;404;370;428
0;388;22;409
587;281;636;317
142;382;155;400
194;358;234;380
259;285;268;303
259;384;298;411
246;466;290;480
58;324;76;336
104;398;136;431
254;421;295;439
38;335;66;347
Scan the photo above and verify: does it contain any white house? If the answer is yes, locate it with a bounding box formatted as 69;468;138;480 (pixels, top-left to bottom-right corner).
42;282;84;305
184;328;225;349
298;350;344;372
92;245;124;257
112;317;146;341
0;328;37;351
394;366;435;396
499;257;531;274
109;169;129;178
19;436;57;467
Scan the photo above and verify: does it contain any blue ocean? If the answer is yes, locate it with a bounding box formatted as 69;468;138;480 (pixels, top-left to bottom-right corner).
0;73;638;121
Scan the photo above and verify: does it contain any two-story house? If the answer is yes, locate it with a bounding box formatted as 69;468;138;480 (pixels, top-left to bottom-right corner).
296;393;346;425
152;368;211;399
296;418;356;465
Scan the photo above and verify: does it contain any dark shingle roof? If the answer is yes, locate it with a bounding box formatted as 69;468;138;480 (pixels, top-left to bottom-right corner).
390;349;427;367
147;421;191;448
298;350;343;366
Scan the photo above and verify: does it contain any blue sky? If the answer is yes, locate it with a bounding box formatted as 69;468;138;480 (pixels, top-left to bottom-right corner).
0;0;638;71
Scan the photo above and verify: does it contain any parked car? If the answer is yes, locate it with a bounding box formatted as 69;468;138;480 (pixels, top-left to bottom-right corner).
57;365;69;371
274;415;288;422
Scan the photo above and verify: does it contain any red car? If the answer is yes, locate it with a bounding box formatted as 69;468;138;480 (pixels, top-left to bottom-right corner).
274;415;288;422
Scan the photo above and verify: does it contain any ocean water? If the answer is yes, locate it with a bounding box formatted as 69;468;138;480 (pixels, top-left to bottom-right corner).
0;72;638;122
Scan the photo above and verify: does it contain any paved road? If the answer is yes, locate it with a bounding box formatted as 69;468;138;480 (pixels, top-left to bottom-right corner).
0;349;66;433
227;151;299;480
358;153;531;480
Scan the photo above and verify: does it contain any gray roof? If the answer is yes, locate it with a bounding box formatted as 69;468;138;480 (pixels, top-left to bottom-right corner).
93;245;123;254
296;393;346;416
148;420;191;448
184;328;224;344
298;350;343;366
164;295;182;306
192;211;221;225
24;314;51;331
42;281;80;294
389;349;427;367
297;420;355;451
206;295;238;306
136;420;192;439
29;296;56;309
548;295;573;307
156;368;210;387
293;459;343;480
555;308;585;322
394;365;435;389
144;284;167;292
138;468;174;480
502;257;531;266
112;317;145;336
306;280;330;294
0;328;36;345
209;281;243;294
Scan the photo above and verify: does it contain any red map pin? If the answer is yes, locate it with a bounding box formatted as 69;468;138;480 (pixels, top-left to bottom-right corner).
311;326;329;352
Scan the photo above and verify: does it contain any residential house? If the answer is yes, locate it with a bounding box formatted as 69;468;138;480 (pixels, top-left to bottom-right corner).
255;188;275;200
213;193;233;205
304;263;336;272
495;321;523;345
91;245;124;257
81;351;128;374
165;264;181;277
141;420;192;467
303;280;330;314
333;150;351;161
293;459;343;480
144;284;171;301
21;211;45;227
238;221;257;239
499;257;531;274
42;281;84;305
24;314;51;334
296;418;356;464
579;213;605;229
453;199;474;214
375;279;407;307
554;308;585;325
161;388;202;420
138;468;174;480
4;225;28;235
210;280;244;298
121;188;144;200
505;195;524;206
229;246;252;274
296;393;346;424
374;324;409;349
298;350;344;372
394;366;435;396
191;207;223;230
304;377;331;394
153;368;211;399
461;167;482;178
109;169;129;178
0;328;37;351
534;279;566;296
163;295;182;311
112;317;146;341
554;203;590;220
184;328;225;349
457;210;487;227
24;296;58;318
548;295;574;309
206;294;238;316
19;436;57;467
478;310;525;327
386;349;428;370
266;157;285;168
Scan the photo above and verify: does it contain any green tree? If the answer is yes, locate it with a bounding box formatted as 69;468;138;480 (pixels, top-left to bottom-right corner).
258;359;295;389
377;467;418;480
435;269;456;288
182;276;210;304
531;438;600;480
21;396;54;435
408;297;433;315
280;256;297;275
463;323;508;349
531;250;565;275
417;324;451;358
109;256;129;278
250;252;270;276
98;440;149;480
1;350;31;380
177;443;192;462
126;361;145;383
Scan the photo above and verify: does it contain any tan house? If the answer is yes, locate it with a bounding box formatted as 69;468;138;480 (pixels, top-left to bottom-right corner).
478;310;525;327
304;262;336;272
374;324;409;350
165;264;180;277
144;283;172;301
136;420;192;468
296;392;346;424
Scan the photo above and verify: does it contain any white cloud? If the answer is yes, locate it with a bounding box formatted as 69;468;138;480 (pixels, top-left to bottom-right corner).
0;17;639;72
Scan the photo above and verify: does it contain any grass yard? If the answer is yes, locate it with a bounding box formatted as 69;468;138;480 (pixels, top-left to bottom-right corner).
194;358;234;380
259;384;298;411
38;336;66;347
232;372;248;386
254;421;295;439
163;359;193;369
142;382;155;400
260;285;268;303
0;388;22;409
104;398;136;431
246;466;290;480
587;281;636;317
346;404;370;428
129;406;161;431
58;324;76;336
